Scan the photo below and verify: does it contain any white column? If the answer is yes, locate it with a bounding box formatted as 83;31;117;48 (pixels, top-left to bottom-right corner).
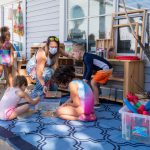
22;0;26;58
0;6;4;26
59;0;66;43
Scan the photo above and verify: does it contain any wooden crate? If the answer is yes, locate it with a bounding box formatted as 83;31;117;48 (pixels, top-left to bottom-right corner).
30;43;46;58
58;57;74;66
75;66;84;75
96;39;113;50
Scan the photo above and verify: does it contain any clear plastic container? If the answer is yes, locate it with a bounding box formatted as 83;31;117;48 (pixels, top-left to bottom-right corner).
119;105;150;144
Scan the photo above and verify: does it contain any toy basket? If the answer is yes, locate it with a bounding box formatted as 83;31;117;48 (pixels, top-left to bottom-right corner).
119;105;150;144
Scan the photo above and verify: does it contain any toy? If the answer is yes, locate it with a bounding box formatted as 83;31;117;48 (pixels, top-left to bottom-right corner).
45;91;62;99
119;101;150;143
126;93;150;115
132;126;148;137
123;98;137;113
145;100;150;110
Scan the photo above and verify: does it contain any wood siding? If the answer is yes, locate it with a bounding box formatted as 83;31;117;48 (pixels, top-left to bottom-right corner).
26;0;60;58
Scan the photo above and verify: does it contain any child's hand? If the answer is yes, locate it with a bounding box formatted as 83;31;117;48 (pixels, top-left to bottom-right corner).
33;97;40;105
43;86;48;94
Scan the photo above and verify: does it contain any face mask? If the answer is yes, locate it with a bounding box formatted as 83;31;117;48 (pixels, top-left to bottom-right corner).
49;47;58;55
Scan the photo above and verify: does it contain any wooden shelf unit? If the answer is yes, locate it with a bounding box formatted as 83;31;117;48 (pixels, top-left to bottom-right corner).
58;57;84;77
100;59;144;101
96;39;113;50
58;57;144;103
109;76;124;82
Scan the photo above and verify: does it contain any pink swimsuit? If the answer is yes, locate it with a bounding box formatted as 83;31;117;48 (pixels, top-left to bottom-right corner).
71;80;96;121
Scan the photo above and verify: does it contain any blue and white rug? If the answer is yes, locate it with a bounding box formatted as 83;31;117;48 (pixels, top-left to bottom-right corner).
0;101;150;150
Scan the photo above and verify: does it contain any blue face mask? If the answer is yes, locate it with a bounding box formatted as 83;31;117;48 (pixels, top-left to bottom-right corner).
49;47;58;55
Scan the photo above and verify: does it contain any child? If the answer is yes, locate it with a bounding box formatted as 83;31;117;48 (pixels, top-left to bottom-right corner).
53;66;96;121
71;43;113;106
0;75;40;120
0;26;15;86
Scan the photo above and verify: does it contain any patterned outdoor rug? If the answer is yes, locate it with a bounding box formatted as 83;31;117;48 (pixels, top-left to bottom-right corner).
0;101;150;150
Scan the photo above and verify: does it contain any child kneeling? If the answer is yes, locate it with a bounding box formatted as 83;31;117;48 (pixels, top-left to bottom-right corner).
0;75;40;120
53;66;96;121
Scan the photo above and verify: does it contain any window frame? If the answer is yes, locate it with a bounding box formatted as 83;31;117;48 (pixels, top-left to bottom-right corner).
62;0;118;52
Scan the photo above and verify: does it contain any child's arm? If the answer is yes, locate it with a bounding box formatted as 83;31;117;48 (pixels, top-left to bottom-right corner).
17;91;40;105
36;49;47;87
9;43;14;66
59;47;72;58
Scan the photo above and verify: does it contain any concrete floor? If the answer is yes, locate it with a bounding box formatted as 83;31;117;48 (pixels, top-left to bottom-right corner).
0;139;14;150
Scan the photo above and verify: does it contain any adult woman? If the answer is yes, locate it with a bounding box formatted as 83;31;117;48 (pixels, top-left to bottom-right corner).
0;26;14;86
31;36;70;97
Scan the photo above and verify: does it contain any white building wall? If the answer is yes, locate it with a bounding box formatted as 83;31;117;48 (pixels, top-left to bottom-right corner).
0;0;17;5
0;6;3;26
26;0;60;58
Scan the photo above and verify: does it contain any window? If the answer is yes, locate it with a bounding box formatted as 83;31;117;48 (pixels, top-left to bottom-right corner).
117;17;143;54
119;0;150;10
117;0;150;54
67;0;114;52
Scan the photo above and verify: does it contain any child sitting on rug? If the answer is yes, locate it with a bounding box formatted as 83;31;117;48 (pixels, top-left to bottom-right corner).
53;66;96;121
0;75;40;120
71;43;113;106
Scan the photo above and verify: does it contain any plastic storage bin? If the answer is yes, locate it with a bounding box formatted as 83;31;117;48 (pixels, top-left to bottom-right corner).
119;105;150;144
